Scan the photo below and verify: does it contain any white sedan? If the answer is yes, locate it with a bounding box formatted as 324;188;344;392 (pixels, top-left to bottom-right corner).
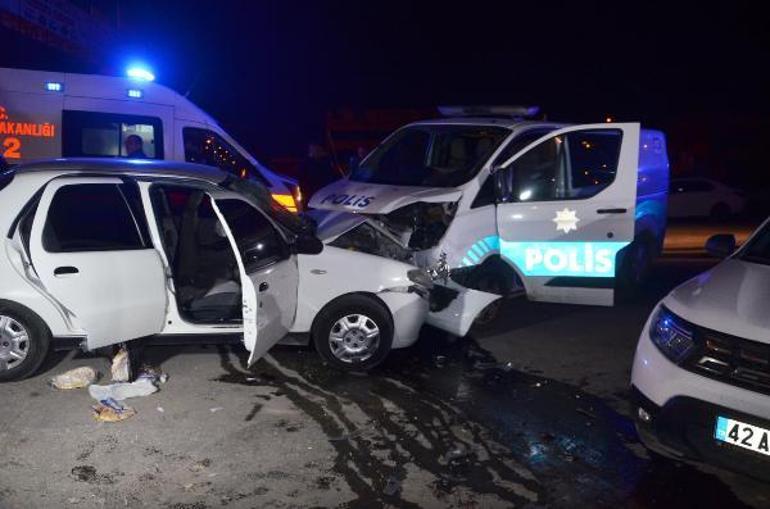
631;218;770;479
0;159;497;381
667;177;746;219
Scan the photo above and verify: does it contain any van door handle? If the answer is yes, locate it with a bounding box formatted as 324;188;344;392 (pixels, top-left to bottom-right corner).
596;208;627;214
259;282;269;292
54;266;79;276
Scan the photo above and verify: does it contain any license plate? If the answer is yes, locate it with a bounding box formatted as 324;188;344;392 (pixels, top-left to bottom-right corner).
714;416;770;457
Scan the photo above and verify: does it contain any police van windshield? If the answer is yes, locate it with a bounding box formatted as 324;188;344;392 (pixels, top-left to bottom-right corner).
740;222;770;266
351;125;510;187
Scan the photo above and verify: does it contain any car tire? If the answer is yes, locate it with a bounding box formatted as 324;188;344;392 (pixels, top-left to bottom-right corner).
0;302;51;382
312;294;393;371
710;202;731;220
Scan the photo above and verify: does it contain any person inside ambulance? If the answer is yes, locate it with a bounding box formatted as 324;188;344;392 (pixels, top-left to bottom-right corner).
124;134;148;159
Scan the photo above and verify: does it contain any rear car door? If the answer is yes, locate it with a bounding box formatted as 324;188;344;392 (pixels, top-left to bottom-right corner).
212;196;299;365
494;124;640;306
28;177;167;349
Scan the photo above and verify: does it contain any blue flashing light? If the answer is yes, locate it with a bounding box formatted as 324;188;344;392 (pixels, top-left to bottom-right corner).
127;89;143;99
126;66;155;82
45;81;63;92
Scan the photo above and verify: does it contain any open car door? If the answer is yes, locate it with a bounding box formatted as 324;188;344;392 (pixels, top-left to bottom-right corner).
210;197;298;366
29;177;168;349
494;123;640;306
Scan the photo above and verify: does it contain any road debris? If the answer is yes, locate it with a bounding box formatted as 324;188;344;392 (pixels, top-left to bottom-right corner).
209;407;224;413
48;367;98;390
88;377;158;401
137;364;168;385
91;398;137;422
383;475;401;496
111;346;131;382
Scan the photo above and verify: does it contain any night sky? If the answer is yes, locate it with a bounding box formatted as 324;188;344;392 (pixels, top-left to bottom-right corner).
7;1;770;183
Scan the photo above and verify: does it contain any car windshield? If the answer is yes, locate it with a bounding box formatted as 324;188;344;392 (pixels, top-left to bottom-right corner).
739;221;770;266
350;125;510;187
223;176;309;236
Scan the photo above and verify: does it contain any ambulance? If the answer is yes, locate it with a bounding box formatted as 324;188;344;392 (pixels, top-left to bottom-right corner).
0;67;301;211
309;107;669;313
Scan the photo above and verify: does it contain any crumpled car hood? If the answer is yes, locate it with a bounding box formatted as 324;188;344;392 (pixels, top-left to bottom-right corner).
308;179;463;214
664;258;770;344
308;209;369;242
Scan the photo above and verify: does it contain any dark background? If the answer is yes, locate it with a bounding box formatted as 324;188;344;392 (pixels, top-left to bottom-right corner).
4;1;770;188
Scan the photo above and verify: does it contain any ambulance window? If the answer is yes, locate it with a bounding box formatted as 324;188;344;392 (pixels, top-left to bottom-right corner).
62;111;163;160
183;128;269;186
504;129;622;202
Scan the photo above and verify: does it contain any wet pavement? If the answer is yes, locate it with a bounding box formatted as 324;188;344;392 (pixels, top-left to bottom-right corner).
1;253;769;507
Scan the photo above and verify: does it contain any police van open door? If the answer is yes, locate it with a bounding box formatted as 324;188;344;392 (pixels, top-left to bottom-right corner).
494;123;640;306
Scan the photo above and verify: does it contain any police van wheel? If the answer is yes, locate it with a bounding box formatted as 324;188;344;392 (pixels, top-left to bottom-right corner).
312;294;394;371
0;302;51;382
617;240;653;298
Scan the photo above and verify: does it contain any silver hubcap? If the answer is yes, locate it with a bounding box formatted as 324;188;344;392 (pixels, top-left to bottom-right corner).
328;314;380;363
0;315;30;372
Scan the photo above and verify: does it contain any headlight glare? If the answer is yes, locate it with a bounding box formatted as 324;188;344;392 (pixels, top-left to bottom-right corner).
649;306;697;364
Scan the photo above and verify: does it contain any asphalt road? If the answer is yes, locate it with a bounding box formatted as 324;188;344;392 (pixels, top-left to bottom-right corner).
0;221;768;508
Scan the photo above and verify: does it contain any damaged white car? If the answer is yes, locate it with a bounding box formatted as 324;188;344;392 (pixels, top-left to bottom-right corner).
0;159;497;381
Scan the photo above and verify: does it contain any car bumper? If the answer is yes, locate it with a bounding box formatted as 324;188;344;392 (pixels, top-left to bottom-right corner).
631;319;770;480
631;386;770;481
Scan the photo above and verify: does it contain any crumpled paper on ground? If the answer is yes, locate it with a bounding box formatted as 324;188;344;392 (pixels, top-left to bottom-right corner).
48;367;99;390
92;398;136;422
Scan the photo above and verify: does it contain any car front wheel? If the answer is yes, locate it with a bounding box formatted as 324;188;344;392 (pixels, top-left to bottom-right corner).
0;302;51;382
312;294;394;371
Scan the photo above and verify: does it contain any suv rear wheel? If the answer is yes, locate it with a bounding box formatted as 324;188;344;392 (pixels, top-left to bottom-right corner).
0;302;51;382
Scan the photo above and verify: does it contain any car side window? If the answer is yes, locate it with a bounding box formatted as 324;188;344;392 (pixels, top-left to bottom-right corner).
42;184;146;252
216;199;287;271
500;129;622;203
183;127;269;186
493;128;556;167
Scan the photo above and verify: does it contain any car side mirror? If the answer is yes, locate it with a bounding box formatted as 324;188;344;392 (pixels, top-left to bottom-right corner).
295;233;324;255
705;234;736;258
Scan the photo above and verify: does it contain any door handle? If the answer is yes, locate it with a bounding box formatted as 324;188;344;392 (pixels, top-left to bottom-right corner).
596;208;627;214
259;282;269;292
54;266;79;276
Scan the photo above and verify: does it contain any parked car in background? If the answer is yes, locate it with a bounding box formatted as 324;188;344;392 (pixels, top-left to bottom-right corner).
631;218;770;480
667;177;746;219
0;159;496;381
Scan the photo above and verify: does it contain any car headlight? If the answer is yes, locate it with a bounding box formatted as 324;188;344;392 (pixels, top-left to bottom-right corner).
407;269;434;290
649;306;697;364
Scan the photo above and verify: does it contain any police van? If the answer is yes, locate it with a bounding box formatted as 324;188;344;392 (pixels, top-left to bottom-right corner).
0;67;301;211
309;107;669;311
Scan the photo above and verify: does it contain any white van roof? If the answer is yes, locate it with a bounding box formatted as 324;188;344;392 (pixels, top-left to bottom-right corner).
0;67;216;125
